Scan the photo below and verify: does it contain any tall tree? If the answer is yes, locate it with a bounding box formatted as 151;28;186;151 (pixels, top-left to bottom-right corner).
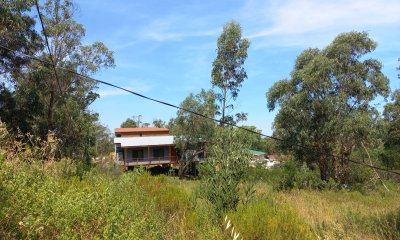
0;0;114;162
38;0;114;137
267;32;389;183
211;20;250;125
170;89;217;177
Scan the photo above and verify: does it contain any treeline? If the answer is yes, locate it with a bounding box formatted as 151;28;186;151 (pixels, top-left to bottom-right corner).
1;0;399;186
0;0;114;163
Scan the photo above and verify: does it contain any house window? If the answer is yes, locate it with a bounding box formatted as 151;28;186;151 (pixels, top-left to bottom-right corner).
132;149;144;159
153;148;165;158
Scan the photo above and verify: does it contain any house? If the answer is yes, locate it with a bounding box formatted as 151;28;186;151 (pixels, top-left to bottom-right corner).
248;150;282;168
114;128;178;169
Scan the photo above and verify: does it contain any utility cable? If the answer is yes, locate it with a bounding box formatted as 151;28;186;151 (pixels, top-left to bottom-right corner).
0;43;399;176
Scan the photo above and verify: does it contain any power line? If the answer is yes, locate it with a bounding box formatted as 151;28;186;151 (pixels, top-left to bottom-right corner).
34;0;63;101
0;43;399;177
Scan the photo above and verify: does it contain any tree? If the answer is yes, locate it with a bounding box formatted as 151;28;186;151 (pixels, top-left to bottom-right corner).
93;122;114;157
38;0;114;135
120;117;138;128
0;0;41;81
152;119;166;128
0;0;43;133
211;20;250;125
0;0;115;163
266;32;389;183
170;89;217;177
32;0;114;162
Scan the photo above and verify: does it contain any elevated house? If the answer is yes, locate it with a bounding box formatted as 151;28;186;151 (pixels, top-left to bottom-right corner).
114;128;178;169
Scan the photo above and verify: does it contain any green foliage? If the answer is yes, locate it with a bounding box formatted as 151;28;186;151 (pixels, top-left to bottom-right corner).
273;160;332;191
0;0;41;80
198;127;251;214
170;89;217;177
152;118;166;128
211;20;250;124
0;160;225;239
229;199;314;240
0;0;115;163
93;122;114;157
120;117;138;128
382;90;400;170
266;31;390;183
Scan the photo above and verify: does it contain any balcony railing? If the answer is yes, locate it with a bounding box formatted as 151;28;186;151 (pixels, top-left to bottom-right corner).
122;156;178;166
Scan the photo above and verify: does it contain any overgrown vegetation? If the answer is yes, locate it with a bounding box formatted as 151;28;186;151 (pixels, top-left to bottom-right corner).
198;127;252;215
1;1;400;239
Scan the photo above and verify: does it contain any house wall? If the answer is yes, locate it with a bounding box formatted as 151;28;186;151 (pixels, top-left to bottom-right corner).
119;130;170;138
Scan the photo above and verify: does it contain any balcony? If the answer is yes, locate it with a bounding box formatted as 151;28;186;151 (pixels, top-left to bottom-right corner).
121;156;178;166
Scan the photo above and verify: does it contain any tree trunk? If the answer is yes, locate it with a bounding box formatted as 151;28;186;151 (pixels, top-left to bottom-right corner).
319;154;330;181
339;152;350;184
221;87;227;126
47;85;55;134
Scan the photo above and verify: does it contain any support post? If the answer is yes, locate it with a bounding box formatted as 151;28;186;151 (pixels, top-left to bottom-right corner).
124;148;128;165
148;146;150;164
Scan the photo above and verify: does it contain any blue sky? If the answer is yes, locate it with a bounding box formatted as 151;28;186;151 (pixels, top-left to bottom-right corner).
73;0;400;135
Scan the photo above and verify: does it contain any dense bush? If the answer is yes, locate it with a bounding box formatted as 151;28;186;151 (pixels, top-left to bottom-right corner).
273;160;330;191
0;160;223;239
198;127;251;215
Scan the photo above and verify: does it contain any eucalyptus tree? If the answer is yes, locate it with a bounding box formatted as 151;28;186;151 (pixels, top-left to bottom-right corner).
211;20;250;125
267;32;390;183
33;0;115;161
170;89;217;177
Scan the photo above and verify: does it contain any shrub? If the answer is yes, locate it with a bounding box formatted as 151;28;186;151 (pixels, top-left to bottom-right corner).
274;160;326;191
198;127;252;215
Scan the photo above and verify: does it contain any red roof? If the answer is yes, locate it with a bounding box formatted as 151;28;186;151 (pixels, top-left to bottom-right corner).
114;128;169;133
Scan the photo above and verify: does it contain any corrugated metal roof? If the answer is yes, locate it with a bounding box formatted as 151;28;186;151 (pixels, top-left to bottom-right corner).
114;136;174;147
114;128;169;133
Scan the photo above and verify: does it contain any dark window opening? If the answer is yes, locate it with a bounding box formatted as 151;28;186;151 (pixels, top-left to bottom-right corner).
153;148;165;158
132;149;144;159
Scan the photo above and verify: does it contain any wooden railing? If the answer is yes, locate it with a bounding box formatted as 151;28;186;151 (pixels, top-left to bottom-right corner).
123;156;178;166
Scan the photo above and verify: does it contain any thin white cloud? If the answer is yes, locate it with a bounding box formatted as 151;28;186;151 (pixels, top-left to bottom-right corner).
247;0;400;38
139;16;220;42
241;0;400;48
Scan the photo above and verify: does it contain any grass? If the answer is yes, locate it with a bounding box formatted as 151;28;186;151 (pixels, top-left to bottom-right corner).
278;187;400;239
1;158;399;239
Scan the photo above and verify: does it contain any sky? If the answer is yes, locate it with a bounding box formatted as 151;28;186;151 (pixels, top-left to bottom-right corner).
72;0;400;135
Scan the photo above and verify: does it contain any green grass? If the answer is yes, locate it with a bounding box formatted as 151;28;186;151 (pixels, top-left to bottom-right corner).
1;159;399;239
